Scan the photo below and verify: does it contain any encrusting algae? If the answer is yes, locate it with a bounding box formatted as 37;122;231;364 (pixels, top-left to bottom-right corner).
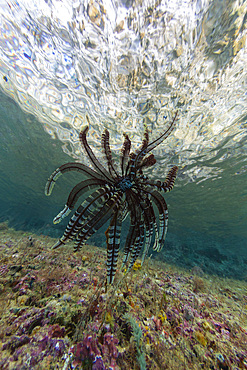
0;223;247;369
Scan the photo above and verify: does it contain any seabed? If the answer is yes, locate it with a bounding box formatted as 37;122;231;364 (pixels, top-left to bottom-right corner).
0;221;246;369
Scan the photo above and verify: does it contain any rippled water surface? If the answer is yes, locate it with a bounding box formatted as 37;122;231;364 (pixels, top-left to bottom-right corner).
0;0;246;278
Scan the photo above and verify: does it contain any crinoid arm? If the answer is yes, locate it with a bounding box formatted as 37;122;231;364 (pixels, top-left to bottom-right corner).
73;190;123;252
141;189;169;252
125;112;178;181
121;191;158;270
120;133;131;176
127;226;143;272
105;208;122;284
52;178;108;224
162;166;178;192
121;190;141;268
136;154;156;171
145;166;178;192
133;111;178;172
140;197;155;266
53;205;71;225
45;162;106;196
79;125;114;182
126;208;146;271
101;128;119;179
51;185;114;249
120;201;129;222
46;114;178;284
121;216;139;269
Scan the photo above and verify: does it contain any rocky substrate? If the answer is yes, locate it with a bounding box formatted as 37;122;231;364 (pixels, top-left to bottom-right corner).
0;223;246;369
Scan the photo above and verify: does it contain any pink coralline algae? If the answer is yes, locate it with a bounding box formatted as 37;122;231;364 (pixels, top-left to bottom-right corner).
71;333;119;370
0;228;247;369
12;273;36;294
48;324;66;338
71;336;103;369
102;333;119;369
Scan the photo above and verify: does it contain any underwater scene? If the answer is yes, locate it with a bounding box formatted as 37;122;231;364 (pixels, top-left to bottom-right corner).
0;0;246;368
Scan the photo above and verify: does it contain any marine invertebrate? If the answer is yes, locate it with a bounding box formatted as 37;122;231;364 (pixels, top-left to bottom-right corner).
45;114;178;284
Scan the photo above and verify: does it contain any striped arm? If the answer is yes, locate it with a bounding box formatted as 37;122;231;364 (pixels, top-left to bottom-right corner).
134;112;178;168
52;179;108;224
121;191;141;268
124;126;149;179
127;213;145;271
144;166;178;193
106;209;122;284
136;154;156;171
141;199;154;266
161;166;178;192
45;162;106;196
66;178;107;210
101;129;119;179
74;191;123;251
149;190;168;251
121;222;136;269
51;186;112;249
79;125;114;182
120;201;129;222
125;152;137;180
130;127;149;171
140;188;168;252
120;133;131;176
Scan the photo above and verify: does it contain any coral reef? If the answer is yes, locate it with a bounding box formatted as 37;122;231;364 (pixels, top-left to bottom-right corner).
0;223;247;369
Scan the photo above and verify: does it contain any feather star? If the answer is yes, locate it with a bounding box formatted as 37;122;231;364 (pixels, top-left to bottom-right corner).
45;113;178;284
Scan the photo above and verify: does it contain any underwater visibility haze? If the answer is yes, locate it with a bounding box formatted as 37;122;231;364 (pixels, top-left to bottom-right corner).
0;0;247;368
0;0;246;278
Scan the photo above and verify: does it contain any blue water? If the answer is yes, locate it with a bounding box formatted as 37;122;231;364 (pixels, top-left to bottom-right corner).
0;0;246;282
0;90;246;280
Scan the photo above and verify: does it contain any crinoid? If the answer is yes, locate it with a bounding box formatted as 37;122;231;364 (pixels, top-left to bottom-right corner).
45;113;178;284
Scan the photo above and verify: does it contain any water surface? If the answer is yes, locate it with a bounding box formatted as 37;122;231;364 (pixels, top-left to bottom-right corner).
0;0;246;279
